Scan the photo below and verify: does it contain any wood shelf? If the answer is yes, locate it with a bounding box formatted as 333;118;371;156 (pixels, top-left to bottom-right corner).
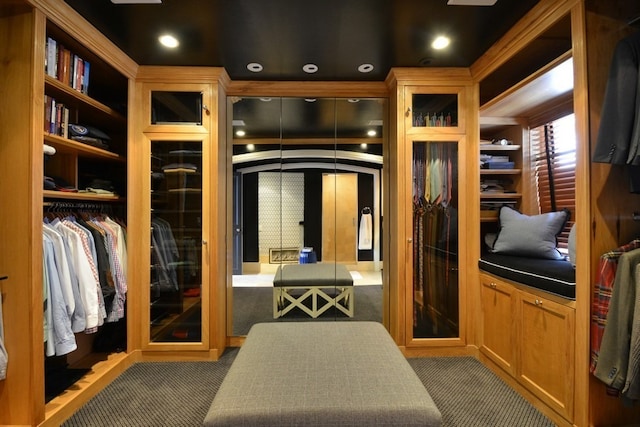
45;75;125;122
44;133;125;161
479;144;521;151
43;190;124;202
480;193;522;199
481;169;521;175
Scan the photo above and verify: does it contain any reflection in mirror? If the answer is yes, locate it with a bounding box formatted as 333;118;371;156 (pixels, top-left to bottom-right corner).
150;140;203;342
412;141;459;339
230;97;385;336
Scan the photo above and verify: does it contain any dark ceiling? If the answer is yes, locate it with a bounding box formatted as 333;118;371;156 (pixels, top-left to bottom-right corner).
63;0;541;81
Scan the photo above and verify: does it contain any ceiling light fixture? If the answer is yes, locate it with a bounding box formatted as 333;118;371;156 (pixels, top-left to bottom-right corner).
158;34;179;48
305;98;317;102
259;98;272;102
432;36;450;50
360;143;368;149
347;99;360;103
246;144;255;152
302;63;318;74
367;130;377;137
236;130;246;137
247;62;263;72
358;63;374;73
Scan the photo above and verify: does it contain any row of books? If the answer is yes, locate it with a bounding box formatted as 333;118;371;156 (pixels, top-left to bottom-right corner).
44;95;69;139
45;36;90;95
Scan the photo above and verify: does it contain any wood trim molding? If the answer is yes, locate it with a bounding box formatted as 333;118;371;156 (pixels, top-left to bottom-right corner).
471;0;580;82
27;0;138;79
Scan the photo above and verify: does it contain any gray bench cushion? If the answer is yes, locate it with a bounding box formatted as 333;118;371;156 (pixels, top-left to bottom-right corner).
273;263;354;287
203;322;442;426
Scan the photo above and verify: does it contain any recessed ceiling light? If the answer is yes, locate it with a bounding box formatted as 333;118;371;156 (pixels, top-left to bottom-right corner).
247;62;263;72
302;63;318;74
367;130;377;137
432;36;450;50
360;143;368;149
358;63;374;73
158;34;179;48
236;129;246;137
246;144;255;151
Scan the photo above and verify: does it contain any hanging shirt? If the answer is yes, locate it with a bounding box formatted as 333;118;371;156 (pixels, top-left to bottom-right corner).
43;234;77;356
358;212;373;250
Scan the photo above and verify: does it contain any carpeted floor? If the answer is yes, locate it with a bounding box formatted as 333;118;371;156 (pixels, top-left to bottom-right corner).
233;284;383;335
63;347;556;427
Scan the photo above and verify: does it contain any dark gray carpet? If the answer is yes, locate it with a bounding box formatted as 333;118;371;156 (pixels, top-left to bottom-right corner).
233;285;383;335
63;348;556;427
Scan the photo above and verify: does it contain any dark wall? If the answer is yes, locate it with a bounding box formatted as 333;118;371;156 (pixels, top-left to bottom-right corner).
358;173;374;262
242;173;259;262
303;172;323;259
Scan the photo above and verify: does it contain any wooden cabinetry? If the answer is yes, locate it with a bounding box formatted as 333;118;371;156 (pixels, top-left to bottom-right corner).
479;272;575;423
131;69;229;354
479;275;516;376
386;69;475;349
517;290;575;420
0;1;137;425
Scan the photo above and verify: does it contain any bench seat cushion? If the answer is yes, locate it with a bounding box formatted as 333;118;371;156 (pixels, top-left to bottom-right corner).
273;263;353;287
479;253;576;299
203;322;442;426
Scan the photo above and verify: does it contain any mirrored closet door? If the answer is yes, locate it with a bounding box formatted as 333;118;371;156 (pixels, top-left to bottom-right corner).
230;96;385;336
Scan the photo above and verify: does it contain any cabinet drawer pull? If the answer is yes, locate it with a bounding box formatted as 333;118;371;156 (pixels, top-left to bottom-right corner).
534;299;543;306
490;282;497;288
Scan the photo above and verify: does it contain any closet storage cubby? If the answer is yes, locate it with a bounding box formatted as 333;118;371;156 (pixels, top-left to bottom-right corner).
479;122;525;223
43;21;127;202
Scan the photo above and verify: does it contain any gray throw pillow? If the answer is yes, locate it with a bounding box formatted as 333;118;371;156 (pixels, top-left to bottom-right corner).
491;206;569;260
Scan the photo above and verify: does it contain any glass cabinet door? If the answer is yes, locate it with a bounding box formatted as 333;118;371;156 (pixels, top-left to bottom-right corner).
150;140;203;342
405;87;462;133
151;91;203;125
411;140;459;339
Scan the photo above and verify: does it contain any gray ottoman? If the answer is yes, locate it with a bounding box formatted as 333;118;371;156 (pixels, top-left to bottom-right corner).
204;321;442;426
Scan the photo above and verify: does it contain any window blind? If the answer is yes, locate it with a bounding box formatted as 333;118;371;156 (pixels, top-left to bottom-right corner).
530;114;576;249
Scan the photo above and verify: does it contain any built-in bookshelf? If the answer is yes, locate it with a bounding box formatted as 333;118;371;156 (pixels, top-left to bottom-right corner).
43;22;128;202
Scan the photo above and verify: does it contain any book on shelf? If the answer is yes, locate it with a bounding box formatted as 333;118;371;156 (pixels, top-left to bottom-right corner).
46;36;90;95
44;95;69;139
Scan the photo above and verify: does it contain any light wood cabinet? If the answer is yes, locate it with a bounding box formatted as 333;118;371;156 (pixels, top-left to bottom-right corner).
479;274;516;376
386;69;475;349
131;68;229;355
479;272;575;423
517;290;575;421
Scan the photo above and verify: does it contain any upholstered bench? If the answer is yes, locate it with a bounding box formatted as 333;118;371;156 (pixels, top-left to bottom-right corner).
203;322;442;426
479;253;576;299
272;263;354;318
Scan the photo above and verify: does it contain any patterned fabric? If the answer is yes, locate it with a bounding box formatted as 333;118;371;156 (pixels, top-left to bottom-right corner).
590;239;640;372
